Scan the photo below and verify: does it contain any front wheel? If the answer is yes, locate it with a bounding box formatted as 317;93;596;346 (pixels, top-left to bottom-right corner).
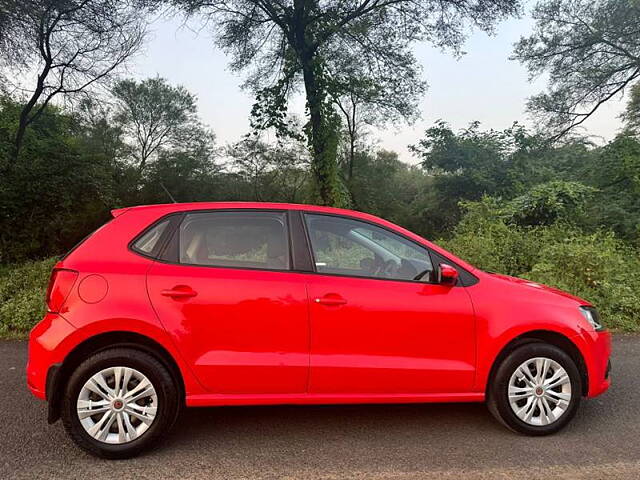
61;348;181;458
487;342;582;435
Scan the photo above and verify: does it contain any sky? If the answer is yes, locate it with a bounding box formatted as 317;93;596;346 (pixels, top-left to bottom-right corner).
130;9;628;164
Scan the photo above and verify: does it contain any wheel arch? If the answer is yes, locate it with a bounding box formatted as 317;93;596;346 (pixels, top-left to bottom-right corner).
47;331;185;424
486;330;588;397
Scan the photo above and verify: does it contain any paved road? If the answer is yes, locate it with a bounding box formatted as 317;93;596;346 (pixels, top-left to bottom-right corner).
1;337;639;479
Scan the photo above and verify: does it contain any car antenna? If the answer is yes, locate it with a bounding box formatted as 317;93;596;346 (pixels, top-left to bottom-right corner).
160;182;177;203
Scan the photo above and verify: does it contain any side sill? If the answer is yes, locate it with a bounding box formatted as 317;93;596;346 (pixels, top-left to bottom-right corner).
186;392;485;407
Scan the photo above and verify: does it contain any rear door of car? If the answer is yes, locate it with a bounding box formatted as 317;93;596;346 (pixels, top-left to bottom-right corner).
144;209;311;394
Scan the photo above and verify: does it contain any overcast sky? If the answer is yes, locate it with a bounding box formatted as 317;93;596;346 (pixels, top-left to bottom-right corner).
131;9;628;163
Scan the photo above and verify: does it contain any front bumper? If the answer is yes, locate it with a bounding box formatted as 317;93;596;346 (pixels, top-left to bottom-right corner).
574;329;612;398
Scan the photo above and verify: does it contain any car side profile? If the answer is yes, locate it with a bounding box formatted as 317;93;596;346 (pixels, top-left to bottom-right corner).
27;202;611;458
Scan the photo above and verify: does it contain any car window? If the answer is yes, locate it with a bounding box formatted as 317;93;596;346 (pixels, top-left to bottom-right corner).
178;211;290;270
132;218;170;255
304;214;433;281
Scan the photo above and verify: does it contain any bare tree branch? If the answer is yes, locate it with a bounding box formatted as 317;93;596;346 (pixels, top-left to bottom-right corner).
1;0;147;160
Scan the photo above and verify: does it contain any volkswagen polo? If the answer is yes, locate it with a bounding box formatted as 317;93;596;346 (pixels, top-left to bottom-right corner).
27;202;611;458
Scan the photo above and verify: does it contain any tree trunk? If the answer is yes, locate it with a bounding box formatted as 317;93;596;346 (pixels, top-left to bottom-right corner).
14;86;43;160
13;119;28;160
348;126;355;182
13;49;53;161
288;0;345;207
300;56;343;206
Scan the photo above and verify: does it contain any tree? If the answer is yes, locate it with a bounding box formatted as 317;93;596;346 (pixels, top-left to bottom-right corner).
513;0;640;139
172;0;520;206
112;77;213;173
335;90;369;185
328;45;424;184
1;0;146;160
139;144;224;204
410;121;517;235
225;137;310;202
505;180;595;227
0;96;115;262
347;149;430;231
411;120;520;195
584;133;640;240
623;83;640;135
409;120;598;236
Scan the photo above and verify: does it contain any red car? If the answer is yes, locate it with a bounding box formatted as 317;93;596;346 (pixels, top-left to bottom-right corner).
27;202;611;458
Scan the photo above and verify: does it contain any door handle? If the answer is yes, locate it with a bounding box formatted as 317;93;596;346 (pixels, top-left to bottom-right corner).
314;294;347;306
161;286;198;299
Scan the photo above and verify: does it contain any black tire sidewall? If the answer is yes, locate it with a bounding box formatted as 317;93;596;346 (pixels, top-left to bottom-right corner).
489;342;582;436
61;348;179;459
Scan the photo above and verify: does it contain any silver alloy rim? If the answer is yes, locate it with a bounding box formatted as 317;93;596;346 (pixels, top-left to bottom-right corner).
508;357;572;426
77;366;158;444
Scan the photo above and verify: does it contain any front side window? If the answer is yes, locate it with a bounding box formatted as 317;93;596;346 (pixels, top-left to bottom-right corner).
304;214;433;281
178;211;290;270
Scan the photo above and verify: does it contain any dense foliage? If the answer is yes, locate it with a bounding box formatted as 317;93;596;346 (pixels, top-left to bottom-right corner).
0;258;57;338
439;198;640;331
2;81;640;334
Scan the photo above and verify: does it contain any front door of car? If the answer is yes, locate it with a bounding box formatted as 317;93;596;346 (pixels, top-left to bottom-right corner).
302;213;476;394
146;210;309;394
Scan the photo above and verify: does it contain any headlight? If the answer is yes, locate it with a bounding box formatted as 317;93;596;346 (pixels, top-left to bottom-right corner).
579;306;604;331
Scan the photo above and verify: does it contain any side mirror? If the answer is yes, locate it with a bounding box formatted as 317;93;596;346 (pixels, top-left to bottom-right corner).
438;263;459;286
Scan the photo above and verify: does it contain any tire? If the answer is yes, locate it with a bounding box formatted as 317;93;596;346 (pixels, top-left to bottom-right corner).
487;342;582;436
61;348;181;459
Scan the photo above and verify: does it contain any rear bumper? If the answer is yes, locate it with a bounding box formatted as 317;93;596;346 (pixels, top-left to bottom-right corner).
574;329;612;398
26;312;76;401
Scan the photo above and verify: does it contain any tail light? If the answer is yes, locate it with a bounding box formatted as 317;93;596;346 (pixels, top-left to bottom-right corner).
46;268;78;313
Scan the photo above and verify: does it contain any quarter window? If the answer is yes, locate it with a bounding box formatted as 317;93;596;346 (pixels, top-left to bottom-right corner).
178;211;290;270
304;214;434;282
132;218;170;255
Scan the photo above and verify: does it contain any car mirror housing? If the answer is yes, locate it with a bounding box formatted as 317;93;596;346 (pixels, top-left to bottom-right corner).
438;263;459;286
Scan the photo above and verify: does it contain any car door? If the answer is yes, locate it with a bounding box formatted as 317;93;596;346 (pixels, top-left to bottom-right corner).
303;213;476;394
146;210;309;394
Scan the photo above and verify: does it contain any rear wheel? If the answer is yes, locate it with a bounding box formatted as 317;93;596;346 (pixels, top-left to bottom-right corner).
61;348;180;458
487;342;582;435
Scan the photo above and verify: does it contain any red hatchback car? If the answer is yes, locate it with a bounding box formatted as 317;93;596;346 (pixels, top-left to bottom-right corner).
27;202;611;458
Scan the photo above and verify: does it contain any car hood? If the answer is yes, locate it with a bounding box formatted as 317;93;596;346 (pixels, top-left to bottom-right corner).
487;272;588;305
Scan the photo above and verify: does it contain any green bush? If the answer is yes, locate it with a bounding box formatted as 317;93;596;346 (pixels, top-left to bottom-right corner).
437;197;540;276
0;258;57;339
526;229;640;332
504;180;595;227
440;198;640;331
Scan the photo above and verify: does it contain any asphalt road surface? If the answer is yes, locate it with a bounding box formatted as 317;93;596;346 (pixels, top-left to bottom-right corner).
1;336;639;479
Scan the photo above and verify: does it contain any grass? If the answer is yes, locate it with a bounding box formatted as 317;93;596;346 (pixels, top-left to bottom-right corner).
0;258;57;339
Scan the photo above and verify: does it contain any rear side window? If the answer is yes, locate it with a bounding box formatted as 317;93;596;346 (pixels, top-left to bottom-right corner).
131;219;170;255
178;211;290;271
